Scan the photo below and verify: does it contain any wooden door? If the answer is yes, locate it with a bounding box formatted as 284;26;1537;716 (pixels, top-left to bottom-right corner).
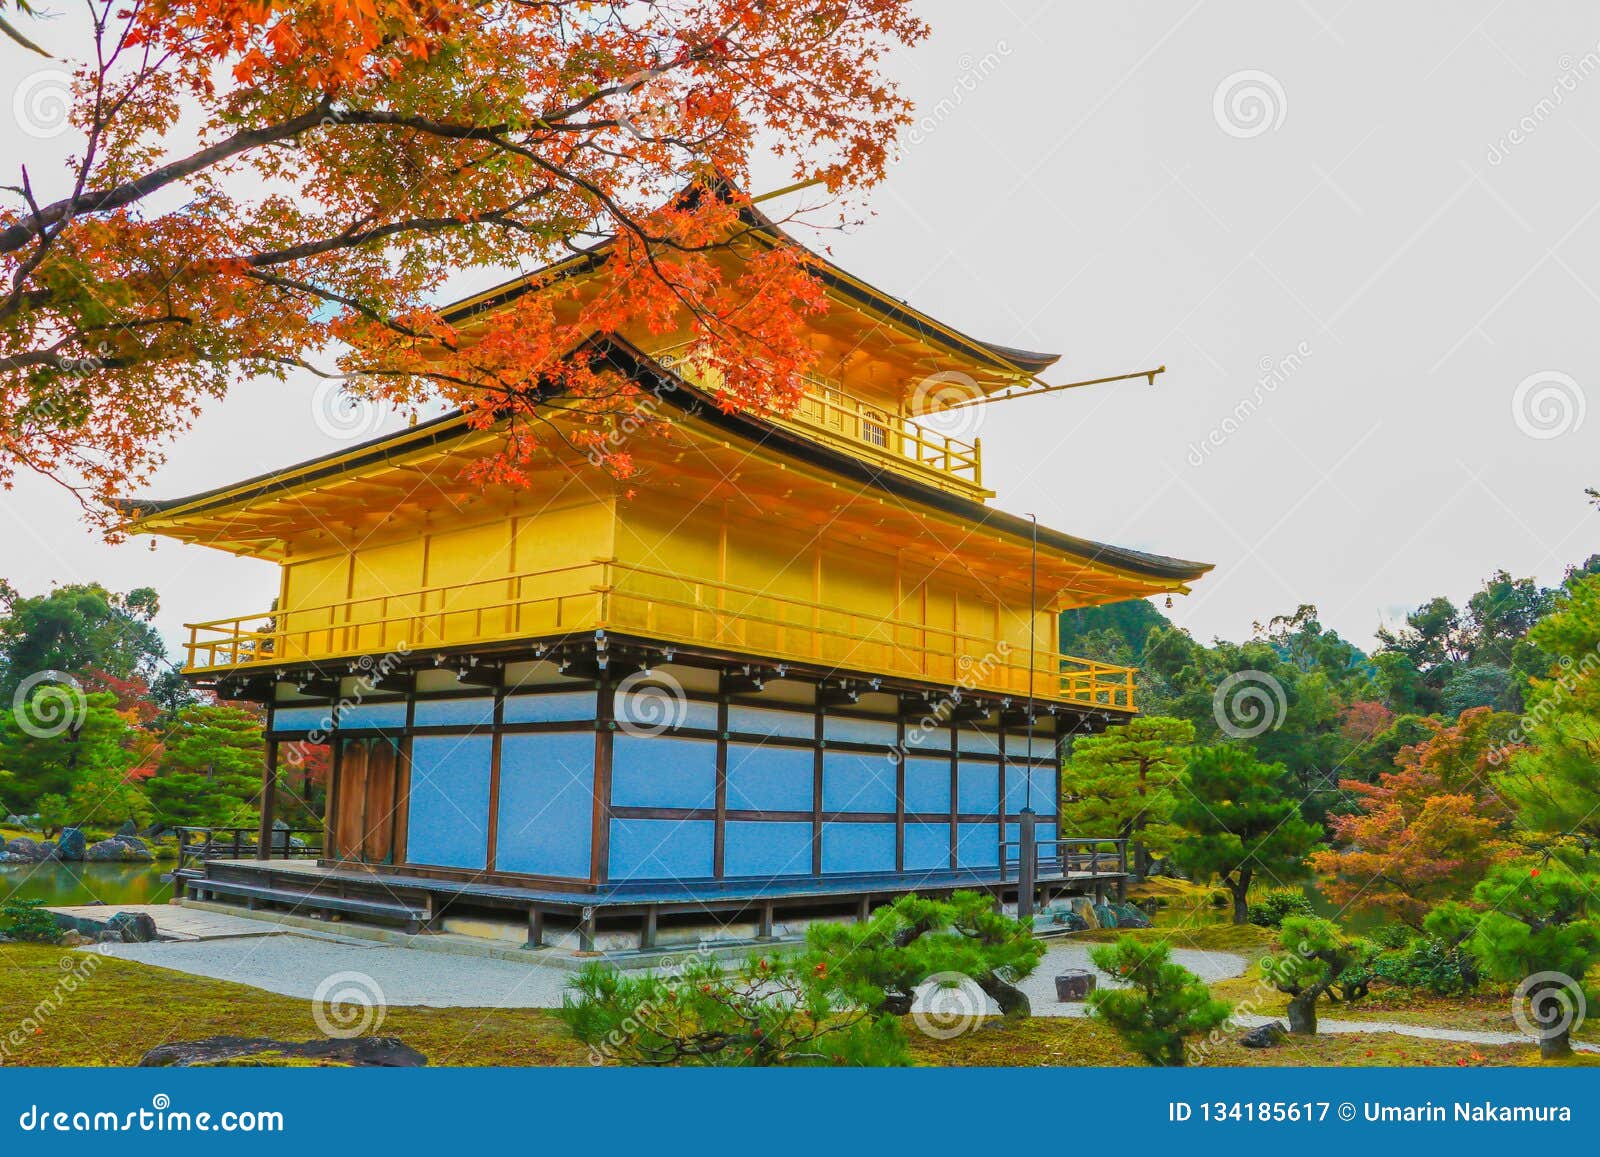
333;736;401;864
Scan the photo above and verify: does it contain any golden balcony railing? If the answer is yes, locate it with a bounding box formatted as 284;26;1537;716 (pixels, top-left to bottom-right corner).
654;346;985;497
182;559;1136;711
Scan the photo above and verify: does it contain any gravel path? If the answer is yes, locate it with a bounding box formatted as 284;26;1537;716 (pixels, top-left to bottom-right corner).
90;932;1595;1052
92;931;1247;1011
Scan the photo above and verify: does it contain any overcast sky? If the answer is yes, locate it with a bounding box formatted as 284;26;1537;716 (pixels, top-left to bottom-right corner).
3;0;1597;661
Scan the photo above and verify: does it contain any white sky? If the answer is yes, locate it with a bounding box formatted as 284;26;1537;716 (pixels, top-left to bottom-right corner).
2;0;1597;660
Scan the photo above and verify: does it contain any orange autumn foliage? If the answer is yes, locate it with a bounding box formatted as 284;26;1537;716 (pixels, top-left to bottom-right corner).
0;0;926;525
1312;707;1520;927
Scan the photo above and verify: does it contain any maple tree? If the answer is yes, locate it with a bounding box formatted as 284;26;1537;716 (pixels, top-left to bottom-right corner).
1312;707;1518;927
0;0;925;524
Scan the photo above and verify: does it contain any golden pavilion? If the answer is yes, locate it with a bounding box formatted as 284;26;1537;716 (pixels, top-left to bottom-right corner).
125;200;1210;950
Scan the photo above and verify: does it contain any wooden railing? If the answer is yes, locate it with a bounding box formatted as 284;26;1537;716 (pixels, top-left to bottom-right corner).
656;347;984;494
176;826;323;873
182;559;1137;711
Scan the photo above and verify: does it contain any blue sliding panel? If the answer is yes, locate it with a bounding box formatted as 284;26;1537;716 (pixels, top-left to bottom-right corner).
725;743;814;812
823;715;898;746
901;723;949;753
904;822;952;872
957;729;1001;755
611;735;716;809
821;822;896;874
903;756;951;815
821;751;897;813
412;696;494;728
956;760;1001;815
727;705;814;740
502;690;596;724
271;705;330;732
1005;766;1059;816
338;701;408;729
955;822;1000;869
494;732;594;878
405;735;493;870
724;820;812;878
608;818;715;881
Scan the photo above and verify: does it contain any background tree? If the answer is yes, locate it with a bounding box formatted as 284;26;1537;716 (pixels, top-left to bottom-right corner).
1171;746;1323;924
144;704;265;828
1497;572;1600;844
0;0;925;524
0;689;134;817
0;583;165;698
1058;715;1195;878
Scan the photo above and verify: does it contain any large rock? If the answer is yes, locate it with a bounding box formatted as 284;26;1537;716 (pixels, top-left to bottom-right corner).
86;837;154;862
56;826;86;861
1092;902;1121;929
3;837;53;862
106;911;159;943
139;1037;427;1068
116;820;139;838
1239;1022;1288;1049
1113;902;1153;929
1069;896;1100;930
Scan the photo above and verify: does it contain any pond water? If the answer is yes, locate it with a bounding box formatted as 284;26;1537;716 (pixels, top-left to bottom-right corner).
0;862;175;907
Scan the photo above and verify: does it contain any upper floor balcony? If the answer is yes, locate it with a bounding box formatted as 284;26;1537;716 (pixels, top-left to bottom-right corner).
182;559;1135;712
655;347;988;499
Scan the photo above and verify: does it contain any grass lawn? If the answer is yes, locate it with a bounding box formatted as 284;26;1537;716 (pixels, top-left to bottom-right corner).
1;943;1590;1068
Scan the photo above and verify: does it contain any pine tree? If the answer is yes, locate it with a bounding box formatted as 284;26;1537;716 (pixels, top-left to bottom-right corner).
1059;716;1194;878
1171;746;1323;924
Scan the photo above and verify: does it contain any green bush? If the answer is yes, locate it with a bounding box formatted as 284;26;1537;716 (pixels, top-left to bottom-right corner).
804;891;1044;1017
1368;922;1415;950
0;898;63;944
1371;936;1479;995
1247;890;1315;928
1087;936;1232;1065
559;954;908;1067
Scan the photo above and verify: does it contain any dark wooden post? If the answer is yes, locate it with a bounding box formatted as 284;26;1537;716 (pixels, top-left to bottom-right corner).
256;739;278;861
1017;808;1037;921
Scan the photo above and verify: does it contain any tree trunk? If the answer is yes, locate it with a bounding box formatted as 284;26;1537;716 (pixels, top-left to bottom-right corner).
1540;1029;1572;1060
976;974;1031;1019
1230;868;1253;924
1286;994;1318;1035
